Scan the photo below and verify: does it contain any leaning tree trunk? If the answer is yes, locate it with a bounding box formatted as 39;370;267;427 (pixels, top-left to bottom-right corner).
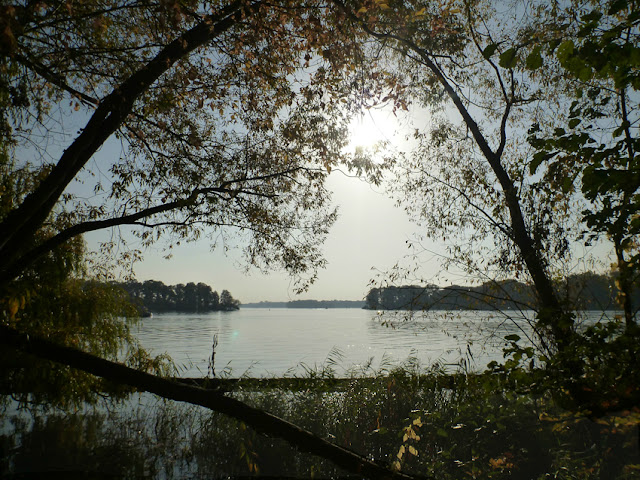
332;0;574;350
0;325;419;480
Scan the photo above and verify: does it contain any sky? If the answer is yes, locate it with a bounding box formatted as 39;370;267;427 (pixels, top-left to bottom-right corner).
125;172;432;303
98;108;446;304
78;105;613;305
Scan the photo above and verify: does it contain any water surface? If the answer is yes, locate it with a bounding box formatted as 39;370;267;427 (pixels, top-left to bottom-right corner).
135;308;550;376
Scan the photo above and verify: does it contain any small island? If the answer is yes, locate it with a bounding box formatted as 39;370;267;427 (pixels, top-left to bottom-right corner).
120;280;240;314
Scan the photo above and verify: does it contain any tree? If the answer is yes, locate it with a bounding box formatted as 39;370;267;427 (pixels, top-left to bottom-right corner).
196;282;212;311
0;152;165;407
121;279;233;312
0;2;419;478
219;288;240;310
0;0;359;292
332;0;612;353
329;0;640;414
211;289;220;310
182;282;199;311
527;0;640;328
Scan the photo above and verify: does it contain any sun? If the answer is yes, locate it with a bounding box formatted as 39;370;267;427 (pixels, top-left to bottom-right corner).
347;109;397;152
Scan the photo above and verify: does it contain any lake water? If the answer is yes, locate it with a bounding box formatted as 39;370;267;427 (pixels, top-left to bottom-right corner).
135;308;555;377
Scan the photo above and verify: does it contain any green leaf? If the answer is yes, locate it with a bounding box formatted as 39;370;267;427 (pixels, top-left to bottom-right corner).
578;66;593;82
581;10;603;24
505;334;520;342
528;123;541;134
499;47;518;68
530;151;548;174
482;43;499;59
608;0;627;15
525;46;543;70
568;118;581;129
556;40;575;66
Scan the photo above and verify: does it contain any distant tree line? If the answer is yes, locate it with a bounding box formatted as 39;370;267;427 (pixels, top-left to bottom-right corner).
242;300;365;309
287;300;365;308
364;272;638;312
120;280;240;313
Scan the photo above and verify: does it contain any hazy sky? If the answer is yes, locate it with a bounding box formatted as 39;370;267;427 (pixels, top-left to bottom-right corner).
105;109;444;304
79;106;611;304
126;172;433;303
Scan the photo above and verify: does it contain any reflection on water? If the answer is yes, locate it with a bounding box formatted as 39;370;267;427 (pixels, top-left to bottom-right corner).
135;309;553;376
136;309;620;377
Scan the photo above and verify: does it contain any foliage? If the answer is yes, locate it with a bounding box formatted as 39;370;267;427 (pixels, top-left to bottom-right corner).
1;0;639;475
0;0;381;293
0;152;171;409
121;279;239;313
337;0;640;357
526;0;640;327
548;320;640;416
364;281;534;311
3;364;640;479
364;272;636;311
337;0;640;422
338;0;593;351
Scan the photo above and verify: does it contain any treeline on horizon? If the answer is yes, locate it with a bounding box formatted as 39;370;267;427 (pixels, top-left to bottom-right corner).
243;300;365;308
119;280;240;314
364;272;638;312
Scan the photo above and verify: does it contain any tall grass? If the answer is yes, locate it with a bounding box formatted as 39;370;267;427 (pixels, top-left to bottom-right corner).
2;356;639;479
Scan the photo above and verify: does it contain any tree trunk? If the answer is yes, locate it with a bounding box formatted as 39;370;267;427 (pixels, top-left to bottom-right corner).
332;1;574;349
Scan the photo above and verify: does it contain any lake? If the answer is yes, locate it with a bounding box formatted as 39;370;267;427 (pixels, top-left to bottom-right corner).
135;308;559;377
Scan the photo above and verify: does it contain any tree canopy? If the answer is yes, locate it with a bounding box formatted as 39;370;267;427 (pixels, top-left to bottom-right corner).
336;0;639;352
2;0;640;477
121;280;239;313
527;0;640;328
0;1;410;476
0;0;368;293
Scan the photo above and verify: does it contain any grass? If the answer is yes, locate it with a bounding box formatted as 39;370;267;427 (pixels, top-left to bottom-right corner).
2;357;640;479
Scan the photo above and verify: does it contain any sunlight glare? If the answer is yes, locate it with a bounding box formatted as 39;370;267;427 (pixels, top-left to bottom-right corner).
347;109;397;152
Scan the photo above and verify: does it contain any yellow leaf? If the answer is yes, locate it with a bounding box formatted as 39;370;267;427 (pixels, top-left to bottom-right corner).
7;298;19;317
357;7;367;14
397;445;405;459
539;412;557;422
408;445;418;456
